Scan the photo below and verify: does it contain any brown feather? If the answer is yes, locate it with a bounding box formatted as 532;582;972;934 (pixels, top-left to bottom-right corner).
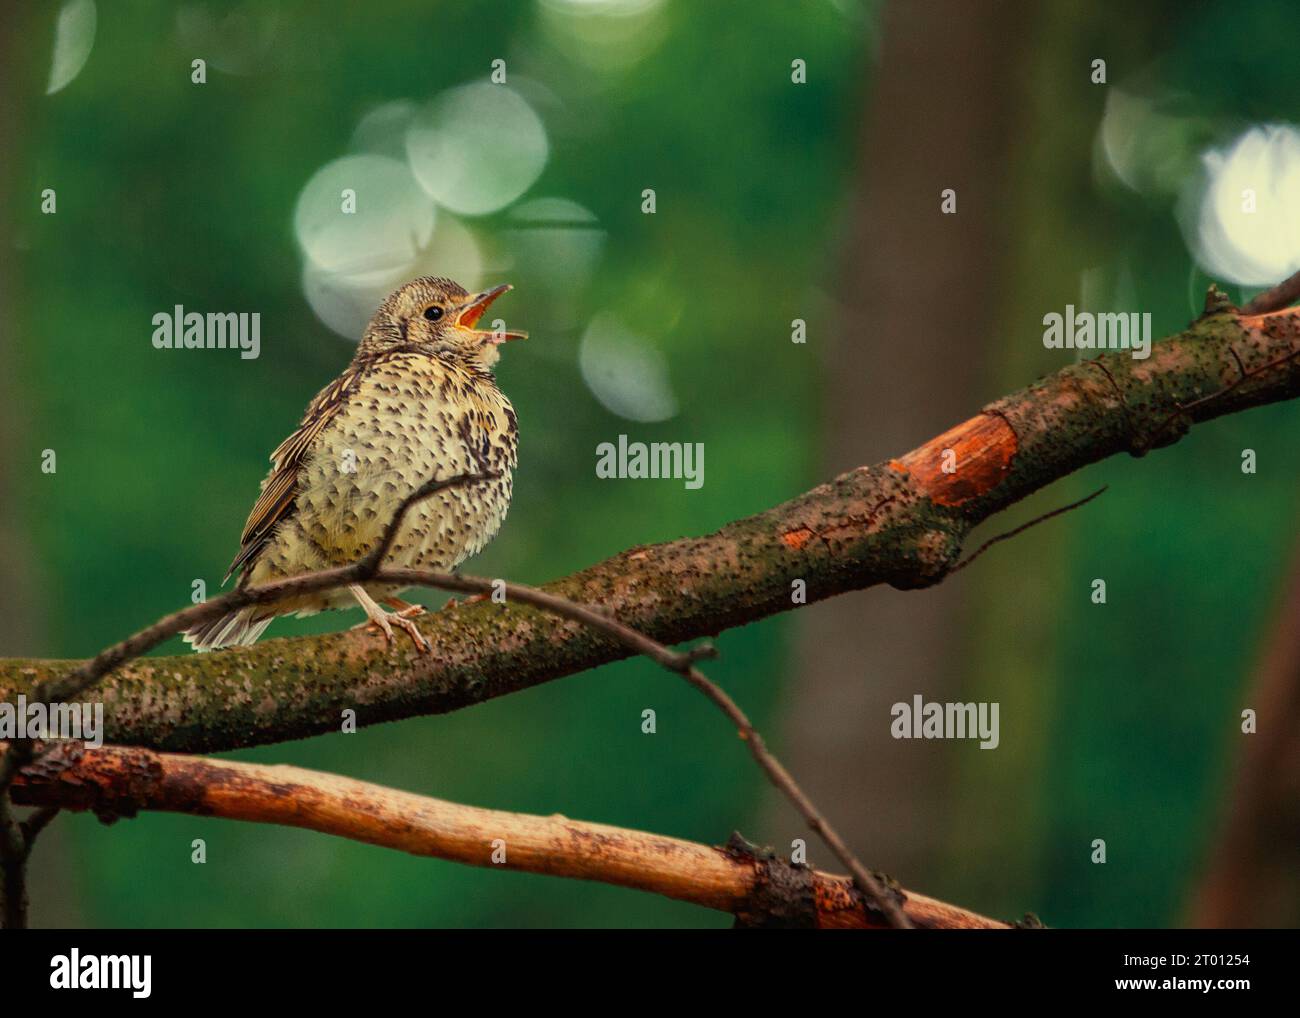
223;367;364;584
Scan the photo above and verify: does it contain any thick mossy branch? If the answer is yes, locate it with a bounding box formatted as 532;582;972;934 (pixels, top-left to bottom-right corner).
2;305;1297;753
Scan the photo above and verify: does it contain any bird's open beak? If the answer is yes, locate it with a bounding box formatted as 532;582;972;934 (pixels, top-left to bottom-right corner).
454;284;527;344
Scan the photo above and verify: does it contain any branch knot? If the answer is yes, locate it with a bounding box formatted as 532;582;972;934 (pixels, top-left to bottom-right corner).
725;832;819;929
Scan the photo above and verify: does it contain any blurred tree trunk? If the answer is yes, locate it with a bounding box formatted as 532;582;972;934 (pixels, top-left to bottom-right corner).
1191;529;1300;927
759;0;1030;881
762;0;1195;921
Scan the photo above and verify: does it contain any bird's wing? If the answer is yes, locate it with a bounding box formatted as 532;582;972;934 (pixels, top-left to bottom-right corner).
223;367;363;584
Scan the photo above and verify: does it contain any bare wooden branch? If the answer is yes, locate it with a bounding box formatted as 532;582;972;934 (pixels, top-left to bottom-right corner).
0;804;56;929
5;742;1007;929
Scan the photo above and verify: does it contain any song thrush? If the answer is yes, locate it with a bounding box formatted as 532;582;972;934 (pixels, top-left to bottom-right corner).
185;276;524;653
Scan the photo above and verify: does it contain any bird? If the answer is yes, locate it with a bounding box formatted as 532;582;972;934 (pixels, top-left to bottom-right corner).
184;276;525;654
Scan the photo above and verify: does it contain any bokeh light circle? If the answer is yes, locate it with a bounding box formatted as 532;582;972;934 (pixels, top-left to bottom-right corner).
302;215;484;342
293;154;435;276
46;0;96;95
1182;125;1300;287
579;314;678;422
405;83;549;216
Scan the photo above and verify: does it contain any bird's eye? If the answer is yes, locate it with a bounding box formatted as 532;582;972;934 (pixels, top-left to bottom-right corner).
423;305;444;321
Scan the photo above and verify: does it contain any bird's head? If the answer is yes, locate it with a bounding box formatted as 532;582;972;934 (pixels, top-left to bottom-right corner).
358;276;526;370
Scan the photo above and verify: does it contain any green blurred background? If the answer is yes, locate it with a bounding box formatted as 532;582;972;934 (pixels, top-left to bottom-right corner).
3;0;1297;928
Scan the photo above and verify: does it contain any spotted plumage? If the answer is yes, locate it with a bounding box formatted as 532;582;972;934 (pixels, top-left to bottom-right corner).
185;276;525;653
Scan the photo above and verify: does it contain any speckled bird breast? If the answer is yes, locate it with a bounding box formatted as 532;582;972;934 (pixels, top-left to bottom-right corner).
292;351;517;575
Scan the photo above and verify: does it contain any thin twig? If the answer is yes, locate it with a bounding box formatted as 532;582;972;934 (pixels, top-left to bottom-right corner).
359;470;499;571
951;486;1108;574
19;806;60;850
0;807;59;929
375;567;912;927
1241;266;1300;315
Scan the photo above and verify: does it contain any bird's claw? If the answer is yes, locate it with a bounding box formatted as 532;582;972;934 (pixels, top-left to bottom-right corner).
352;610;430;654
392;614;431;654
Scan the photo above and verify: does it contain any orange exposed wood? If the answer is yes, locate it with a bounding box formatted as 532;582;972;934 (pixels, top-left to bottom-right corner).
891;412;1017;505
782;527;815;550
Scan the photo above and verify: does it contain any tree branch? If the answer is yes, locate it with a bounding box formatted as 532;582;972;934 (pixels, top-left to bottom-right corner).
4;741;1007;929
0;803;57;929
3;302;1295;754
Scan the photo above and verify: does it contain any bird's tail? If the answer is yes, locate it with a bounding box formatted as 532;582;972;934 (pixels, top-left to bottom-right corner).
183;607;274;653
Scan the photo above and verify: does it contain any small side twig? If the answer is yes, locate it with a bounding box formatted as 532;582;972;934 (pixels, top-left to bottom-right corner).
1241;266;1300;316
951;486;1108;574
0;806;59;930
19;806;60;849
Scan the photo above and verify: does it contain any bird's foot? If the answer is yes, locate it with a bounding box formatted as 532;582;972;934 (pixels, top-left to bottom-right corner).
351;613;430;654
351;616;392;637
350;585;430;654
389;613;431;654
